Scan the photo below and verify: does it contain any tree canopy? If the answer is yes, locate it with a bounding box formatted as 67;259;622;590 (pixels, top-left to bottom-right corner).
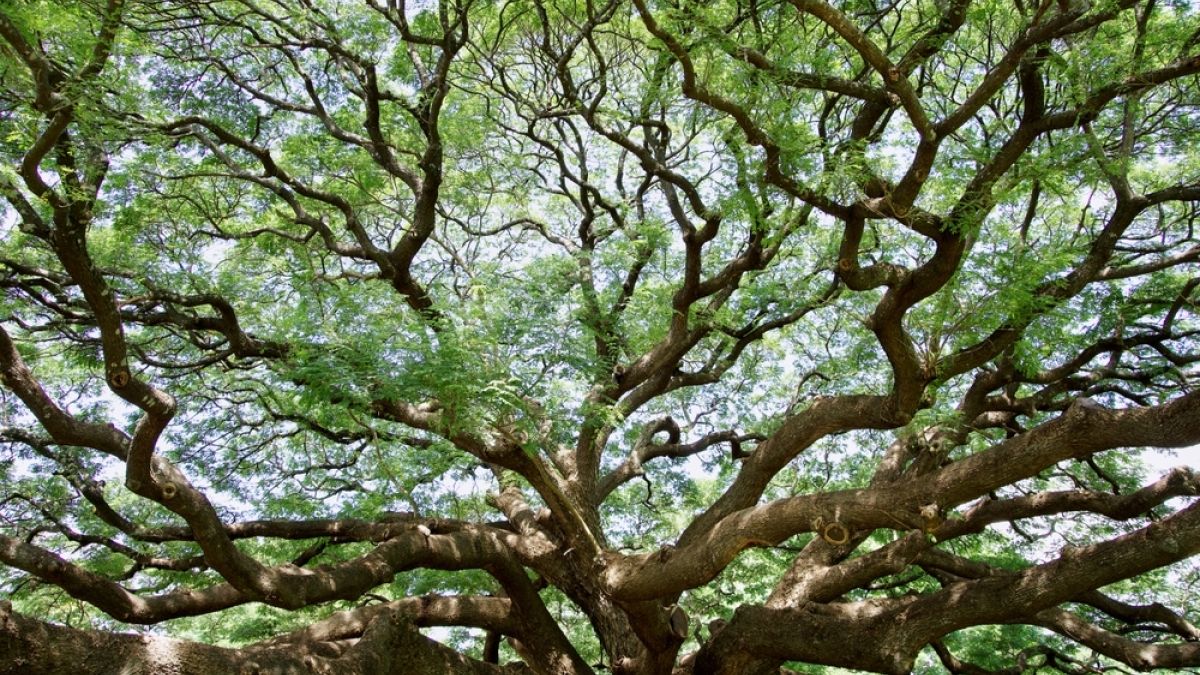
1;0;1199;673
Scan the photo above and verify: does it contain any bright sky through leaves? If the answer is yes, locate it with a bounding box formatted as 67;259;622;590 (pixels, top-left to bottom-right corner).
1;0;1200;673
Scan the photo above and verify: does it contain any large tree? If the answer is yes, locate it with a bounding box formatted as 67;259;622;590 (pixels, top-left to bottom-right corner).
1;0;1199;672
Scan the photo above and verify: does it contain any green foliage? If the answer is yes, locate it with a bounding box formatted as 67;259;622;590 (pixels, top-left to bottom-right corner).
1;0;1199;672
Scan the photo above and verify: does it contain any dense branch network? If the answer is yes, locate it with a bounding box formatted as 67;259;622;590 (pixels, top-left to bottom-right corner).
1;0;1199;673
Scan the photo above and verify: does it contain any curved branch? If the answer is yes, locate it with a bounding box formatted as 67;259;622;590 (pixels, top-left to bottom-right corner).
0;601;533;675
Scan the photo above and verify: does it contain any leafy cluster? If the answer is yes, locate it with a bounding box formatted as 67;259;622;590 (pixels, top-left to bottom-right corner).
1;0;1199;674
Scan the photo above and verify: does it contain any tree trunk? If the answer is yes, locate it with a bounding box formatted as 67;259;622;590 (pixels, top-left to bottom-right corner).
0;601;530;675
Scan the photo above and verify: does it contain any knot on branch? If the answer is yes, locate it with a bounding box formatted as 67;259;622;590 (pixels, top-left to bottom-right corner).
107;366;130;388
821;522;850;545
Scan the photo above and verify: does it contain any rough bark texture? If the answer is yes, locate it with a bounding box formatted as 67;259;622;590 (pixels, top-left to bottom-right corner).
0;601;530;675
1;0;1199;673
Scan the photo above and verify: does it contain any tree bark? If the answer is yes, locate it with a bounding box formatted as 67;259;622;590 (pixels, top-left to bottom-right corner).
0;601;529;675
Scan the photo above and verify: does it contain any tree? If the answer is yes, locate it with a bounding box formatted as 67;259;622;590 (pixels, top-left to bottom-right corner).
1;0;1199;672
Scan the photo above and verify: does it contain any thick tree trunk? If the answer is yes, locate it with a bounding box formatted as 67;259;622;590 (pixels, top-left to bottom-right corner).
0;601;529;675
